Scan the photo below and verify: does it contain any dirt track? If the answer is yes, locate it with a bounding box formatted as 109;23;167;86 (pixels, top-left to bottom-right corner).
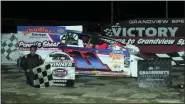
1;65;184;103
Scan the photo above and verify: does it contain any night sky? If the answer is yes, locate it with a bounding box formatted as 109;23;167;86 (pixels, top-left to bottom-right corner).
1;1;184;32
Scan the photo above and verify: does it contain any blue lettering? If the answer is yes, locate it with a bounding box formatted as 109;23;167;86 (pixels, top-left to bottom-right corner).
112;50;124;54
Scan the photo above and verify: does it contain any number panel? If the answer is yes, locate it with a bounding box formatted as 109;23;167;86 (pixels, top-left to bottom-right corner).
64;49;110;70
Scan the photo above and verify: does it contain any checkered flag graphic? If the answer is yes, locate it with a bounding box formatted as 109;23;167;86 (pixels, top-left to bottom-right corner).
135;51;185;66
104;23;121;36
1;34;18;60
147;51;184;66
32;64;53;88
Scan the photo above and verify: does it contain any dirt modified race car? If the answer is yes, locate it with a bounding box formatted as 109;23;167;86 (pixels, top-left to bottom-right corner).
57;30;143;77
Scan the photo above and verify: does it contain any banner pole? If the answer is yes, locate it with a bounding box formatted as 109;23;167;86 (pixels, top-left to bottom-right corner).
111;1;114;25
166;1;168;18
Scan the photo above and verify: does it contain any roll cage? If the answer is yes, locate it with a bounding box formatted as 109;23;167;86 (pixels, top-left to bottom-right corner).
60;30;125;47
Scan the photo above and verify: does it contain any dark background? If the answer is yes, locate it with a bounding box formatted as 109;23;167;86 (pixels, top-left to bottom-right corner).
1;1;185;33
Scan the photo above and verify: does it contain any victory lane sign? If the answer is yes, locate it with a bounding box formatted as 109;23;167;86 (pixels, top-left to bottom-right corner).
102;18;184;53
103;19;184;46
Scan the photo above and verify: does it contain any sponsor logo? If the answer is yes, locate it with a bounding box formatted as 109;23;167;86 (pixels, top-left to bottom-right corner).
50;62;73;67
58;28;65;33
53;84;66;86
23;27;56;36
109;53;123;60
139;71;169;75
32;33;47;37
18;41;61;48
95;71;128;76
52;57;66;60
30;33;48;39
148;67;154;70
53;69;68;77
148;66;161;70
124;61;130;66
18;41;42;48
76;71;99;75
90;71;99;75
53;80;67;83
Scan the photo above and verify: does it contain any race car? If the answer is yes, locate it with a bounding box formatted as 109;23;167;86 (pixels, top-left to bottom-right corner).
58;31;143;77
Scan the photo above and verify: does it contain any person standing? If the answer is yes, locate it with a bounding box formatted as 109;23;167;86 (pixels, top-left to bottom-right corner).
21;45;43;86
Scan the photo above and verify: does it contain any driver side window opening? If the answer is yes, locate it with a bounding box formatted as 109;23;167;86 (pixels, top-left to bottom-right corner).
60;32;84;47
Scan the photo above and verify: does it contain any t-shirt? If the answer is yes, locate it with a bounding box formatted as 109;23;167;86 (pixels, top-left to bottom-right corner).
21;54;43;71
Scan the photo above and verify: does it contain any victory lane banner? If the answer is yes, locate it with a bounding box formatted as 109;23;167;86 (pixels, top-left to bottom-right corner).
137;58;172;88
102;18;185;53
44;51;75;87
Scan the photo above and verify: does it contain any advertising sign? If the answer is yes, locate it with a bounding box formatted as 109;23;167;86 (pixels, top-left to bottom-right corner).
17;26;83;59
44;51;75;87
137;58;172;88
103;18;185;53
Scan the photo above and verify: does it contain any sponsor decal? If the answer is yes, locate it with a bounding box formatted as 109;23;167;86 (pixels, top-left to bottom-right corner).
32;33;46;37
95;71;128;76
77;71;127;76
19;41;42;48
50;62;73;67
90;71;100;75
18;41;61;48
53;84;66;86
139;71;169;75
42;41;61;48
23;27;56;36
109;53;123;60
139;70;170;80
49;54;71;61
58;28;65;33
76;71;100;75
53;80;67;83
29;33;48;39
52;57;66;60
52;69;68;77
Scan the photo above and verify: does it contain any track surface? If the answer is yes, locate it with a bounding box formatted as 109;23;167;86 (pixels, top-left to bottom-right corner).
1;65;184;103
